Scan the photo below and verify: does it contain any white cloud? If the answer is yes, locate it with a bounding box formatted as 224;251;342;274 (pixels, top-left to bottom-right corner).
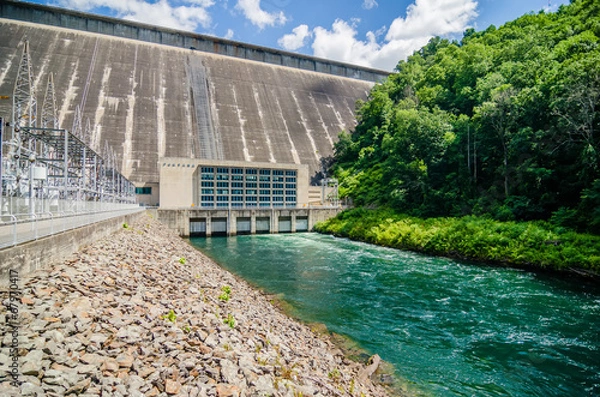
235;0;287;30
278;24;310;51
386;0;478;40
57;0;215;31
312;0;478;71
362;0;378;10
224;29;235;40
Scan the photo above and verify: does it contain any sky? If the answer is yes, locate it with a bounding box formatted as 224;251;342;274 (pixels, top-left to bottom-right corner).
23;0;571;71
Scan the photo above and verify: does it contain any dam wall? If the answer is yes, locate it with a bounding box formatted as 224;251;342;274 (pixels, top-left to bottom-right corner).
0;4;384;189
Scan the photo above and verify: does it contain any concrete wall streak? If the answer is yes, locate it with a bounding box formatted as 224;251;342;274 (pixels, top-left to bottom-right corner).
0;211;145;287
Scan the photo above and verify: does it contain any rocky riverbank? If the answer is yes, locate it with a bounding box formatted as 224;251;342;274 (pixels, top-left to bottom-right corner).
0;213;391;397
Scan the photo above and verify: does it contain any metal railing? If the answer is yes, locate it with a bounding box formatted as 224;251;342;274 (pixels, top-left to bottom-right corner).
0;198;143;249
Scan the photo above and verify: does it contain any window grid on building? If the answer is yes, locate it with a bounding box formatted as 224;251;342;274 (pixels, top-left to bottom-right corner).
197;166;297;208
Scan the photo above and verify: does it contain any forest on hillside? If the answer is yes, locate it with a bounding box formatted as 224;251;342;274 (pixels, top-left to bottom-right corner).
331;0;600;233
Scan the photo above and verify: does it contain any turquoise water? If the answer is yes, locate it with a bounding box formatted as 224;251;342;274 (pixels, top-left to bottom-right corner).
190;233;600;397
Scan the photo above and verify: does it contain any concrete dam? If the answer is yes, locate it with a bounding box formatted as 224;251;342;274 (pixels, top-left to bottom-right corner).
0;0;389;208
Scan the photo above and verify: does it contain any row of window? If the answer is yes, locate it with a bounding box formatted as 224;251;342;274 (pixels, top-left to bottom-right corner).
201;203;296;208
200;167;296;176
201;174;296;183
201;189;296;196
201;181;296;189
201;196;296;202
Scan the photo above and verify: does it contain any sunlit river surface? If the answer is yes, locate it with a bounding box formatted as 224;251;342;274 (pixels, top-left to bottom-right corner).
190;233;600;397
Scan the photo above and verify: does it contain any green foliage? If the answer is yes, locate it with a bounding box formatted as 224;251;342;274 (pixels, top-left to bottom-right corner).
122;222;129;229
332;0;600;232
223;313;236;328
219;285;232;302
179;257;186;265
315;208;600;273
161;309;177;323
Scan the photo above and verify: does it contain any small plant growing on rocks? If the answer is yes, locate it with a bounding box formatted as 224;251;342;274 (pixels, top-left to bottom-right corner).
181;325;191;333
328;369;341;382
122;222;129;229
223;313;236;328
162;309;177;323
219;285;231;302
179;257;186;264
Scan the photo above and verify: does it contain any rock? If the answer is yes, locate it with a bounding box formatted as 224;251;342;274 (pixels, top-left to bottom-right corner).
220;359;240;385
253;375;276;396
79;353;105;365
165;379;182;395
116;353;135;368
358;354;381;382
21;350;44;376
216;383;241;397
90;333;108;345
66;378;91;394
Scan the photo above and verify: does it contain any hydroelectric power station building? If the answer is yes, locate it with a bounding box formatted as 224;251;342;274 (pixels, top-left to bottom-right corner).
0;1;389;235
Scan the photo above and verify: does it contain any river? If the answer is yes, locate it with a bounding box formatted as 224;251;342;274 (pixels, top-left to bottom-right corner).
190;233;600;397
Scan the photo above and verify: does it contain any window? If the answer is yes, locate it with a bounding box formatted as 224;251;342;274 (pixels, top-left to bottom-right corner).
246;196;257;202
232;182;243;188
273;196;284;202
286;184;296;189
217;182;229;188
201;189;214;195
246;182;257;188
201;196;214;201
246;168;257;175
201;181;213;187
135;187;152;195
201;167;214;173
286;197;296;202
217;167;229;174
286;177;296;183
201;174;214;180
259;190;270;195
260;175;270;182
273;170;284;176
259;183;271;189
259;196;270;202
232;175;243;181
246;189;257;195
216;196;228;202
285;170;296;176
216;174;229;180
285;190;296;196
273;190;283;195
232;168;243;174
217;189;229;195
273;183;284;189
272;176;284;182
246;175;257;182
232;196;244;202
232;189;243;195
260;169;271;175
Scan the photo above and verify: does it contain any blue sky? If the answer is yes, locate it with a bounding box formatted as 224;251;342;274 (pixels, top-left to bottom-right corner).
27;0;570;71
